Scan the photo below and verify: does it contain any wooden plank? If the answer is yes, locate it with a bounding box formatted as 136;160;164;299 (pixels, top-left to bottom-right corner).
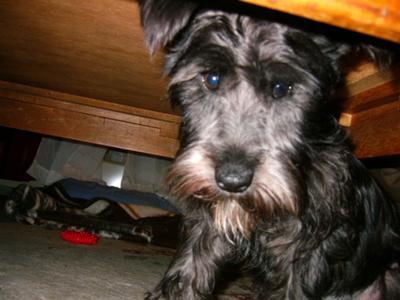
0;99;180;158
338;85;400;127
240;0;400;43
350;109;400;158
0;82;180;158
340;95;399;127
338;64;400;127
0;81;181;138
0;0;171;115
0;80;180;125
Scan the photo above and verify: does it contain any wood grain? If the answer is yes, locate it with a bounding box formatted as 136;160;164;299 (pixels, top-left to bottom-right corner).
350;109;400;158
240;0;400;43
0;0;399;159
0;0;172;115
0;81;180;158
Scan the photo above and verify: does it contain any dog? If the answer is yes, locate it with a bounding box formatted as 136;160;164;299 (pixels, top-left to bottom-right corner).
138;0;400;299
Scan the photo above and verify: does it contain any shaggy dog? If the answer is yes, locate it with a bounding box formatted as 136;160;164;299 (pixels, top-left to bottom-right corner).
139;0;400;299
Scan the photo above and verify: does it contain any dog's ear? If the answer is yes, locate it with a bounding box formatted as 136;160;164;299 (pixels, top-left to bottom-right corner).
139;0;198;55
308;35;352;66
356;44;394;69
311;35;394;69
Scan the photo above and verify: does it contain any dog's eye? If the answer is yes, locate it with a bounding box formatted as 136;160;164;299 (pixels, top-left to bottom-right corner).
272;82;292;99
203;72;221;91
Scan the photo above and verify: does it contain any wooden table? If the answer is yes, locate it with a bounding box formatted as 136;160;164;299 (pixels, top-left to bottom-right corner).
0;0;399;159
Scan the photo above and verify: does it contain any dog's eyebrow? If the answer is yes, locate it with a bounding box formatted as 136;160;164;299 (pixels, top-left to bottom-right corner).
184;43;235;63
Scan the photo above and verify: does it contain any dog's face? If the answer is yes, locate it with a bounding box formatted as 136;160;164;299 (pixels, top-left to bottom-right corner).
139;0;388;235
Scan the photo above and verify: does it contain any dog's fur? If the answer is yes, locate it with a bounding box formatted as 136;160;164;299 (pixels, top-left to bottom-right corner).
139;0;400;299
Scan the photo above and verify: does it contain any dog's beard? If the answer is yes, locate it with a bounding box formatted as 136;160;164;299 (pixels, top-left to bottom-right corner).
166;145;299;238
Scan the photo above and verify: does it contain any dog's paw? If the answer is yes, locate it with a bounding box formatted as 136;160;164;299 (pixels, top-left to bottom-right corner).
144;275;182;300
145;277;209;300
144;288;163;300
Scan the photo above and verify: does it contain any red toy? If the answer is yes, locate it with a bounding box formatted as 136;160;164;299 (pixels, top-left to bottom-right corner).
60;230;98;245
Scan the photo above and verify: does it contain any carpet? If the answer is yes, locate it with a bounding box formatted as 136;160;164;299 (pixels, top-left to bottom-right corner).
0;222;252;300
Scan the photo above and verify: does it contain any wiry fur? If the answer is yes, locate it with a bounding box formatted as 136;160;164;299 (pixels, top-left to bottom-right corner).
139;0;400;299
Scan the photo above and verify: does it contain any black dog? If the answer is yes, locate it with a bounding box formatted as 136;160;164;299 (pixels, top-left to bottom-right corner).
139;0;400;299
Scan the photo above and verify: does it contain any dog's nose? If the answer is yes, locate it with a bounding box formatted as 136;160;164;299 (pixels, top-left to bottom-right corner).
215;161;254;193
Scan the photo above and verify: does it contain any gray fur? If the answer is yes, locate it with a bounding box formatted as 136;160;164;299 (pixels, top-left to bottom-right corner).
139;1;400;299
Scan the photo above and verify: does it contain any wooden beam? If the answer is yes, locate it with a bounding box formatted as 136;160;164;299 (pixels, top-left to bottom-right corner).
350;109;400;158
240;0;400;43
0;0;171;115
0;81;180;158
338;64;400;127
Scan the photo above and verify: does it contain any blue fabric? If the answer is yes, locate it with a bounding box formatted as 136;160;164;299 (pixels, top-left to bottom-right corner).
57;178;179;213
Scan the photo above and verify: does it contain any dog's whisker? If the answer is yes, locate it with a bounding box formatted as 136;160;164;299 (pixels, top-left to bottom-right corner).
212;198;253;240
254;182;298;217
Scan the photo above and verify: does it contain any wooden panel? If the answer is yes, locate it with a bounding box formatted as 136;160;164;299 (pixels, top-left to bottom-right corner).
240;0;400;43
0;81;180;128
0;0;399;160
339;96;399;128
0;0;172;115
338;63;400;127
0;81;180;158
350;109;400;158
